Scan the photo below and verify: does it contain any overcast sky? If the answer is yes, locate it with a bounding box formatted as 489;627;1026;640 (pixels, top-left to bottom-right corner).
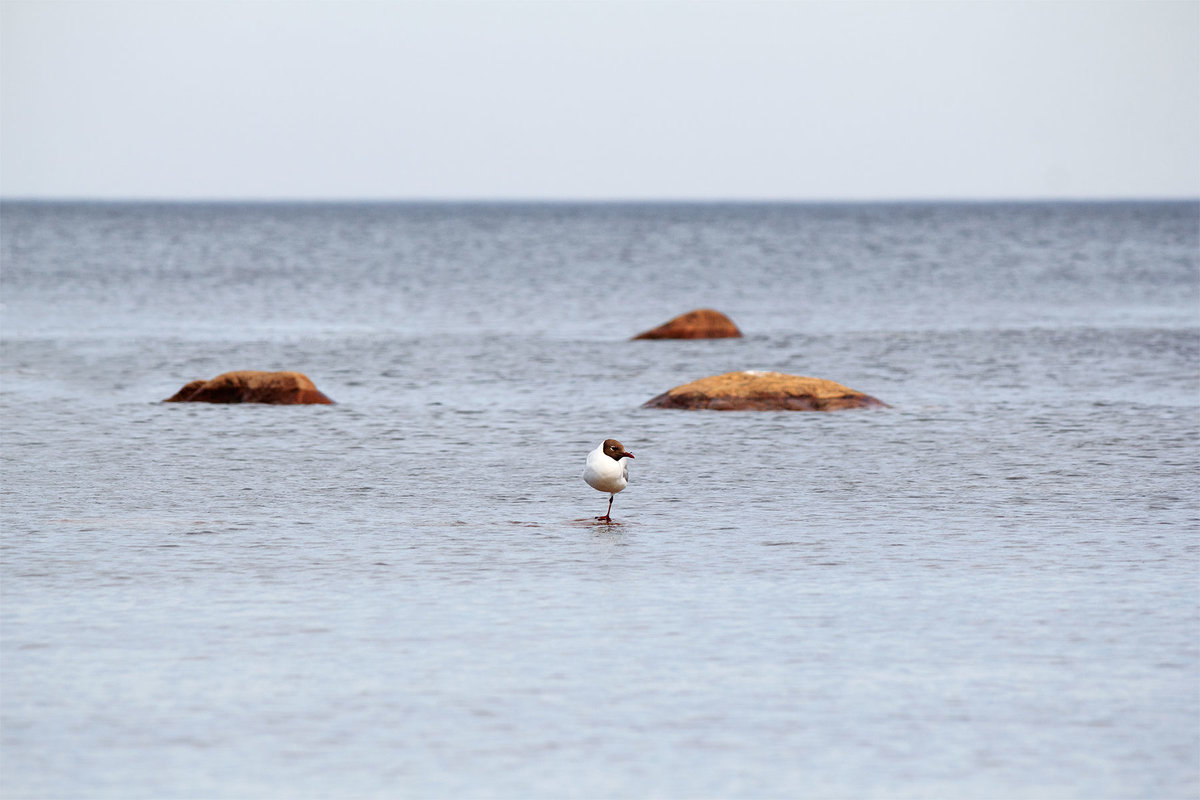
1;0;1197;201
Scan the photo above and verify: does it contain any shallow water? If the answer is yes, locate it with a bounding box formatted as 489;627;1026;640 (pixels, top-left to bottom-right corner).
2;201;1198;798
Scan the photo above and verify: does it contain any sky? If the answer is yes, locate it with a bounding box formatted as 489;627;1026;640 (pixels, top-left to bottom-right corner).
1;0;1197;201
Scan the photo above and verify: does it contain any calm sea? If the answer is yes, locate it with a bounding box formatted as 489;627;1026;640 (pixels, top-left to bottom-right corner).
1;201;1197;799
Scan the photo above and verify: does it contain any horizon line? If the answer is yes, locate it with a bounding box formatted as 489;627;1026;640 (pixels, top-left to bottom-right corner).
2;194;1198;206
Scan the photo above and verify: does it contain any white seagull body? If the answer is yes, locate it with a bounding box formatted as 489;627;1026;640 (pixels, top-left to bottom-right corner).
584;439;634;522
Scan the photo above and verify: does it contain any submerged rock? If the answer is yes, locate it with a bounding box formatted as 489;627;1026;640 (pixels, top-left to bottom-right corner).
643;370;886;411
632;309;742;340
164;371;334;405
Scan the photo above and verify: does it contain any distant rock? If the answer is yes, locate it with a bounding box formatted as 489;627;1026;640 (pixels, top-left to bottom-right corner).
632;309;742;340
643;370;887;411
164;371;334;405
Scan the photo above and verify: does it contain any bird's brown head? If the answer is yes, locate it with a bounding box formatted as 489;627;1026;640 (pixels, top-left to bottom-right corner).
603;439;634;461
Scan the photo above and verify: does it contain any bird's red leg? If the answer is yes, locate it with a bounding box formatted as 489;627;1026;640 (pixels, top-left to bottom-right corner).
596;494;614;522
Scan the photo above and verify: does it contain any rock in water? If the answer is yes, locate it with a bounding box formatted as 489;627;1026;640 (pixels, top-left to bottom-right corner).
632;309;742;340
643;370;886;411
164;371;334;405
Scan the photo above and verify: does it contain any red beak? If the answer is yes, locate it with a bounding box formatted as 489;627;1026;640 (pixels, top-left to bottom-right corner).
624;452;635;459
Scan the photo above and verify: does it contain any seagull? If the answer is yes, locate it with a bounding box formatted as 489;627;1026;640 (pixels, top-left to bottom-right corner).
583;438;635;523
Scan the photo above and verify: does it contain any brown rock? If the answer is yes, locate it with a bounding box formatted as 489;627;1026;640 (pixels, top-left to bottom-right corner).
164;371;334;405
164;380;207;402
632;309;742;340
643;370;887;411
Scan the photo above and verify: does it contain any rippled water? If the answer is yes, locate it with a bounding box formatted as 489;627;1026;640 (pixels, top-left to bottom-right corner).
2;201;1198;798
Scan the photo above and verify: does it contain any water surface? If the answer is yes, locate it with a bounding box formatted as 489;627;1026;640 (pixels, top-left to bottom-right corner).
2;201;1197;798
